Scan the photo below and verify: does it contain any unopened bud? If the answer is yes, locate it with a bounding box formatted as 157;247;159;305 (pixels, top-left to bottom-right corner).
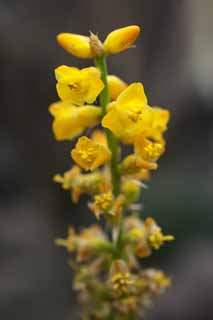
103;25;140;54
57;33;93;59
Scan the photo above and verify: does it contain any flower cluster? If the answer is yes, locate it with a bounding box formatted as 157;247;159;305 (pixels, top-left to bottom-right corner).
50;25;174;319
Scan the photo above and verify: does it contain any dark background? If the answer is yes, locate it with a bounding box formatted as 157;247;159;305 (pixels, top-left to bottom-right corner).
0;0;213;319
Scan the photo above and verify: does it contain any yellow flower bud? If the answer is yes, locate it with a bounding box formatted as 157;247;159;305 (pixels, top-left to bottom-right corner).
103;25;140;54
108;75;127;100
121;180;141;204
57;33;93;58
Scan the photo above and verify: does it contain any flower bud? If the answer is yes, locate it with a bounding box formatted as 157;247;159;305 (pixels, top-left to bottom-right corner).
108;75;127;100
57;33;93;59
103;25;140;54
121;180;141;204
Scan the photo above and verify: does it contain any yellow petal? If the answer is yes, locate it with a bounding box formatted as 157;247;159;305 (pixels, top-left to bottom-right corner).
57;33;93;59
103;25;141;54
117;82;147;106
81;67;104;104
55;65;80;83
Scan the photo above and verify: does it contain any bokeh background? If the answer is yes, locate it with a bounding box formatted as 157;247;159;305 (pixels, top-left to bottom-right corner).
1;0;213;319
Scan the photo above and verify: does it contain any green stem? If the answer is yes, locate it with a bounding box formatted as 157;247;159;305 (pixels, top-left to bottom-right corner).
94;55;120;197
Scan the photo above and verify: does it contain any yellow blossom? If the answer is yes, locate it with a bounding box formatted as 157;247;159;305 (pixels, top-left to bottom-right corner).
49;102;101;141
107;75;127;100
89;191;113;219
57;33;93;58
56;225;109;261
53;165;81;190
102;83;153;143
149;230;174;250
109;260;134;295
145;217;174;250
55;227;76;252
121;154;158;175
103;25;141;54
134;136;166;163
71;136;111;171
54;166;104;203
55;65;104;105
142;269;171;294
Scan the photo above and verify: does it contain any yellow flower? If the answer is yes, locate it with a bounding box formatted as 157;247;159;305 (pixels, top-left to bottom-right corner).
57;33;93;58
55;65;104;105
89;191;113;219
55;227;76;252
149;230;174;250
71;136;111;171
53;165;81;190
145;217;174;250
102;83;153;143
53;166;104;203
134;136;166;162
107;75;127;100
109;260;134;295
103;25;141;54
56;225;109;261
121;154;158;175
49;101;101;141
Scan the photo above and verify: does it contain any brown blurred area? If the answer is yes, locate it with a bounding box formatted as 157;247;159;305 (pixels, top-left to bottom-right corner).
0;0;213;319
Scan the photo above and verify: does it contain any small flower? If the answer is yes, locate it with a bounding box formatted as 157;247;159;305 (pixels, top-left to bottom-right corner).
89;191;113;219
55;227;76;252
71;136;111;171
141;269;171;295
57;33;93;58
54;166;104;203
56;225;109;261
103;25;141;54
109;260;135;295
49;102;101;141
107;75;127;101
89;192;125;220
145;217;174;250
149;230;174;250
53;165;81;190
55;65;104;105
121;154;158;175
134;136;166;163
102;83;153;143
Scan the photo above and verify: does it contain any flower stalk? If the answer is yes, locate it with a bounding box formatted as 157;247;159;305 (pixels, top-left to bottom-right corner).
94;55;121;197
49;25;174;320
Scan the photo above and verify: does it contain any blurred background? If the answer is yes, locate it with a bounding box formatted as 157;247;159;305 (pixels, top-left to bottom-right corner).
0;0;213;319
